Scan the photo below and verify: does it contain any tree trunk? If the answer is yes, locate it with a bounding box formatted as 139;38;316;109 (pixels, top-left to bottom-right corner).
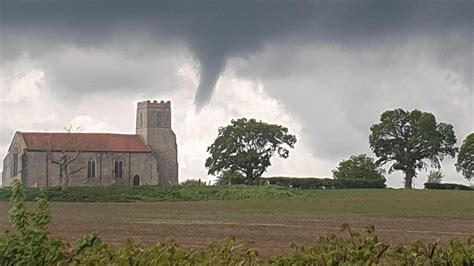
62;176;69;191
246;170;255;185
60;165;67;191
405;171;414;189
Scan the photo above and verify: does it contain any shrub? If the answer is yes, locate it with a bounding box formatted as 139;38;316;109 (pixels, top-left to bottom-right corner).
216;170;248;186
180;179;208;187
332;154;385;180
427;170;444;183
424;182;473;190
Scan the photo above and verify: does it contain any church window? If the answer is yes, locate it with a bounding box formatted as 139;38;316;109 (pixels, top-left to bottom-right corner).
114;160;123;178
87;160;96;178
12;153;18;176
139;112;144;128
156;112;162;127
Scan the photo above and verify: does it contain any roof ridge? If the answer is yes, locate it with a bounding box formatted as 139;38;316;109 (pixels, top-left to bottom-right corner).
20;132;138;136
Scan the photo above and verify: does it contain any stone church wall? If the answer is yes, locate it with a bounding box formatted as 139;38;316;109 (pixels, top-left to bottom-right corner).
17;151;157;188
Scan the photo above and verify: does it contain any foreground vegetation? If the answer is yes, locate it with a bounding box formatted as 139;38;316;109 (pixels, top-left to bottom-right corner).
1;181;473;265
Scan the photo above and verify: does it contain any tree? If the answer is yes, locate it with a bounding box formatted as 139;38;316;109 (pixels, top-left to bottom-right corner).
369;109;456;189
44;123;86;190
332;154;385;180
456;133;474;181
205;118;297;185
426;170;444;184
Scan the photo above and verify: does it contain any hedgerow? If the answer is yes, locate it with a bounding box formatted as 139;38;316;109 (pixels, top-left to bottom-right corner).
0;184;296;202
265;177;386;189
424;182;473;191
1;180;473;265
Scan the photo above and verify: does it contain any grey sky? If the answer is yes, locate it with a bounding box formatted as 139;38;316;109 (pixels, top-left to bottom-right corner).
1;0;473;187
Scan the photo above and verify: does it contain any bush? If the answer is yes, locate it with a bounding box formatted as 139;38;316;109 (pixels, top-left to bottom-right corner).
424;182;473;190
180;179;208;187
265;177;386;189
332;154;385;180
216;170;248;186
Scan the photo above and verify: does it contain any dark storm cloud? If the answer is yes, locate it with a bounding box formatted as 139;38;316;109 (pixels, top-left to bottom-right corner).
1;0;472;106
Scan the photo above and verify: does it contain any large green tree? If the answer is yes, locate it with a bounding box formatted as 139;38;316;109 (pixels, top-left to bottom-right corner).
456;133;474;181
369;109;456;189
205;118;297;185
332;154;385;180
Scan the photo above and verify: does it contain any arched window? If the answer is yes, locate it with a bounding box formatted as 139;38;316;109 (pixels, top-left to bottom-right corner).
12;153;18;176
87;160;96;178
114;160;123;178
139;112;144;128
156;112;162;127
133;175;140;186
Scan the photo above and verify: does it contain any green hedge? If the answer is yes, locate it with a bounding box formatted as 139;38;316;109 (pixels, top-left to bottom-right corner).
0;185;296;202
265;177;386;189
424;182;473;191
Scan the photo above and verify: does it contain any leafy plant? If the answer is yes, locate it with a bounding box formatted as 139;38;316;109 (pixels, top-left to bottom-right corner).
1;180;67;265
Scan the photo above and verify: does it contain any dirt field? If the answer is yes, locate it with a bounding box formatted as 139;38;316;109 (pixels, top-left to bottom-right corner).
1;195;473;258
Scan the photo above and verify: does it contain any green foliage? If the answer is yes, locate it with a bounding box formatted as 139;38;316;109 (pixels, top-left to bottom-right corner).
1;182;473;264
332;154;385;180
424;182;473;191
456;133;474;181
205;118;297;185
369;109;457;189
427;170;444;184
180;178;208;187
9;179;28;231
266;177;386;189
1;180;68;265
272;224;474;265
0;185;297;202
216;170;248;186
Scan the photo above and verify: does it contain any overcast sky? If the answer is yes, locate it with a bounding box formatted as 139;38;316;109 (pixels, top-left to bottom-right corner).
1;0;473;188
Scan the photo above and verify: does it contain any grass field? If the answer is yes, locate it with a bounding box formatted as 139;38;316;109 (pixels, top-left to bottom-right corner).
0;188;473;258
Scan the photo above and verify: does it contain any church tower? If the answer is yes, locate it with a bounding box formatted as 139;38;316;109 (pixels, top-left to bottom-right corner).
136;100;178;185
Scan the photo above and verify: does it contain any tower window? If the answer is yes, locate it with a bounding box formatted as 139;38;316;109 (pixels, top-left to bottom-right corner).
114;161;123;178
87;160;96;178
12;153;18;176
156;112;162;127
139;112;144;128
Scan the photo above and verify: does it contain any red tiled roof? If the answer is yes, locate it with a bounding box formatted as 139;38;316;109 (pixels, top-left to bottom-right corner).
21;132;150;153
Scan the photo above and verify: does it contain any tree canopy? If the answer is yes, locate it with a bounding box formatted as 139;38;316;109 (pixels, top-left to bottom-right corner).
456;133;473;181
369;109;456;189
332;154;385;180
205;118;297;185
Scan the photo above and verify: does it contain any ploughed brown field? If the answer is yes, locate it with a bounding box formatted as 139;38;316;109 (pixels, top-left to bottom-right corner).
1;190;473;258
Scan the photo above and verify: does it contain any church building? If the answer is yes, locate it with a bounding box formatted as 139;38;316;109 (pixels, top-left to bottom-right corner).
2;100;178;187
